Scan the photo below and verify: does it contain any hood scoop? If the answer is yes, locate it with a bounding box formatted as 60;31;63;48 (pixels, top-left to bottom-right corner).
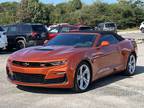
35;46;54;51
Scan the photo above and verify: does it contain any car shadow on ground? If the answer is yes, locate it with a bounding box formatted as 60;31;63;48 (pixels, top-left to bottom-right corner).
89;66;144;91
17;66;144;94
0;50;15;55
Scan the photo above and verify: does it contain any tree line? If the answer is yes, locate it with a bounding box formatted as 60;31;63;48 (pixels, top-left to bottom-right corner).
0;0;144;29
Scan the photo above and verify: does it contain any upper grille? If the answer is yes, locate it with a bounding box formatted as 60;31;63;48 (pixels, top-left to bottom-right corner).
12;61;54;67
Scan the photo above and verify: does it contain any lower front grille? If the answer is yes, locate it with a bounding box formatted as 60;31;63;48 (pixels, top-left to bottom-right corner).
44;76;67;84
13;72;45;83
7;70;67;84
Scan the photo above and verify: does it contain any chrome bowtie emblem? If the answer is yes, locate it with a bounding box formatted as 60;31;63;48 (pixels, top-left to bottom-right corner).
40;64;45;67
23;62;29;66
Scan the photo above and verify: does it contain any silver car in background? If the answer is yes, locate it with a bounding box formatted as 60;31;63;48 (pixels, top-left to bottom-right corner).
97;22;117;33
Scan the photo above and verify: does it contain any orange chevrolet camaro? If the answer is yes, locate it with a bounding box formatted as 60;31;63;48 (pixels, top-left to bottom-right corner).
6;31;137;92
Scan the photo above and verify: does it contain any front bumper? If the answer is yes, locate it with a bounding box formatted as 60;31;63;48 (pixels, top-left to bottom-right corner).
6;62;74;88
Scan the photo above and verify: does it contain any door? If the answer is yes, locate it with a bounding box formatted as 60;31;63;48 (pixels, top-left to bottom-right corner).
6;25;19;46
93;34;123;78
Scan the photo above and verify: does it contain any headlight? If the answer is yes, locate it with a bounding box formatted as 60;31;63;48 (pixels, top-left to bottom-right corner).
49;61;67;66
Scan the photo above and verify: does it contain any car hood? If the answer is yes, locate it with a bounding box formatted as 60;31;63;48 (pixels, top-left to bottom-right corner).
10;46;84;62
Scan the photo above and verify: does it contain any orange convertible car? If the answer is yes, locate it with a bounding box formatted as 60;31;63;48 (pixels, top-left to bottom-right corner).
6;31;137;92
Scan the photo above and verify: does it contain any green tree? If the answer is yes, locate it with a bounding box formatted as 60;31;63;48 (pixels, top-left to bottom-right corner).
16;0;31;22
16;0;41;23
0;0;144;29
71;0;82;10
0;2;18;24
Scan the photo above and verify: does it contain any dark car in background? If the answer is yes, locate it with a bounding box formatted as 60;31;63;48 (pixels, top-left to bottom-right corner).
6;23;48;50
48;24;93;39
97;22;117;33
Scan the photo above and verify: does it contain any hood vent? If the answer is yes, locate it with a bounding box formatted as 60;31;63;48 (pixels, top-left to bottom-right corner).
35;48;54;51
35;47;54;51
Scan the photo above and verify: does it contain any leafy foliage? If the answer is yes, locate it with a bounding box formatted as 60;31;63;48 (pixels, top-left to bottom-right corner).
0;0;144;29
71;0;82;10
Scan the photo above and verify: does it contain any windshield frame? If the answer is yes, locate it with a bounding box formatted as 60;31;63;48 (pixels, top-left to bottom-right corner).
105;23;116;28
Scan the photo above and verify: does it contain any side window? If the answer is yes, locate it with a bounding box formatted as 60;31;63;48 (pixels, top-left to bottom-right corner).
114;34;125;41
7;26;18;33
98;24;102;28
21;25;32;33
32;25;46;32
70;26;78;30
97;34;119;46
61;27;70;33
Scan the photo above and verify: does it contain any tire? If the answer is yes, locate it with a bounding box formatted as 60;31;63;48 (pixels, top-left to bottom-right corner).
73;62;91;93
124;54;136;76
141;28;144;33
16;40;26;50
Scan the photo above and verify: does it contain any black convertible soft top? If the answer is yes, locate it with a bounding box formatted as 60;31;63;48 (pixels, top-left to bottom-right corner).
69;30;125;41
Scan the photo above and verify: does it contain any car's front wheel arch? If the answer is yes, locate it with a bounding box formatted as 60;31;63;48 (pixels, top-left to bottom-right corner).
81;60;93;81
124;53;136;76
131;51;137;62
74;59;93;82
73;60;92;92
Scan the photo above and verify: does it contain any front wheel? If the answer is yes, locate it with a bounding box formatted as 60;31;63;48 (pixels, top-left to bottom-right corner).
73;62;91;93
124;54;136;76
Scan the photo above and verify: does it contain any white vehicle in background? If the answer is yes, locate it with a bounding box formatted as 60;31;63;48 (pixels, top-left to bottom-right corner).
47;23;69;31
97;22;117;33
0;26;7;50
140;21;144;33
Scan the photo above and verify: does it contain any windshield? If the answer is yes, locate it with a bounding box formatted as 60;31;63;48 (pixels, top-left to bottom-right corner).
47;34;96;47
48;27;59;33
32;25;47;32
105;23;116;27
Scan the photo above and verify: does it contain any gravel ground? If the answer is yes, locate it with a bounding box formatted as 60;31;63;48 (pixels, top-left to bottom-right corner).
118;31;144;44
0;32;144;108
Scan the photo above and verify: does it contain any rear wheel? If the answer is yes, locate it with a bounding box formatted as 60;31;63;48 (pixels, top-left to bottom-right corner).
16;40;26;50
124;54;136;76
73;62;91;93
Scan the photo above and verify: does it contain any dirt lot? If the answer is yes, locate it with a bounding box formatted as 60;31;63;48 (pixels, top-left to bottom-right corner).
0;32;144;108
